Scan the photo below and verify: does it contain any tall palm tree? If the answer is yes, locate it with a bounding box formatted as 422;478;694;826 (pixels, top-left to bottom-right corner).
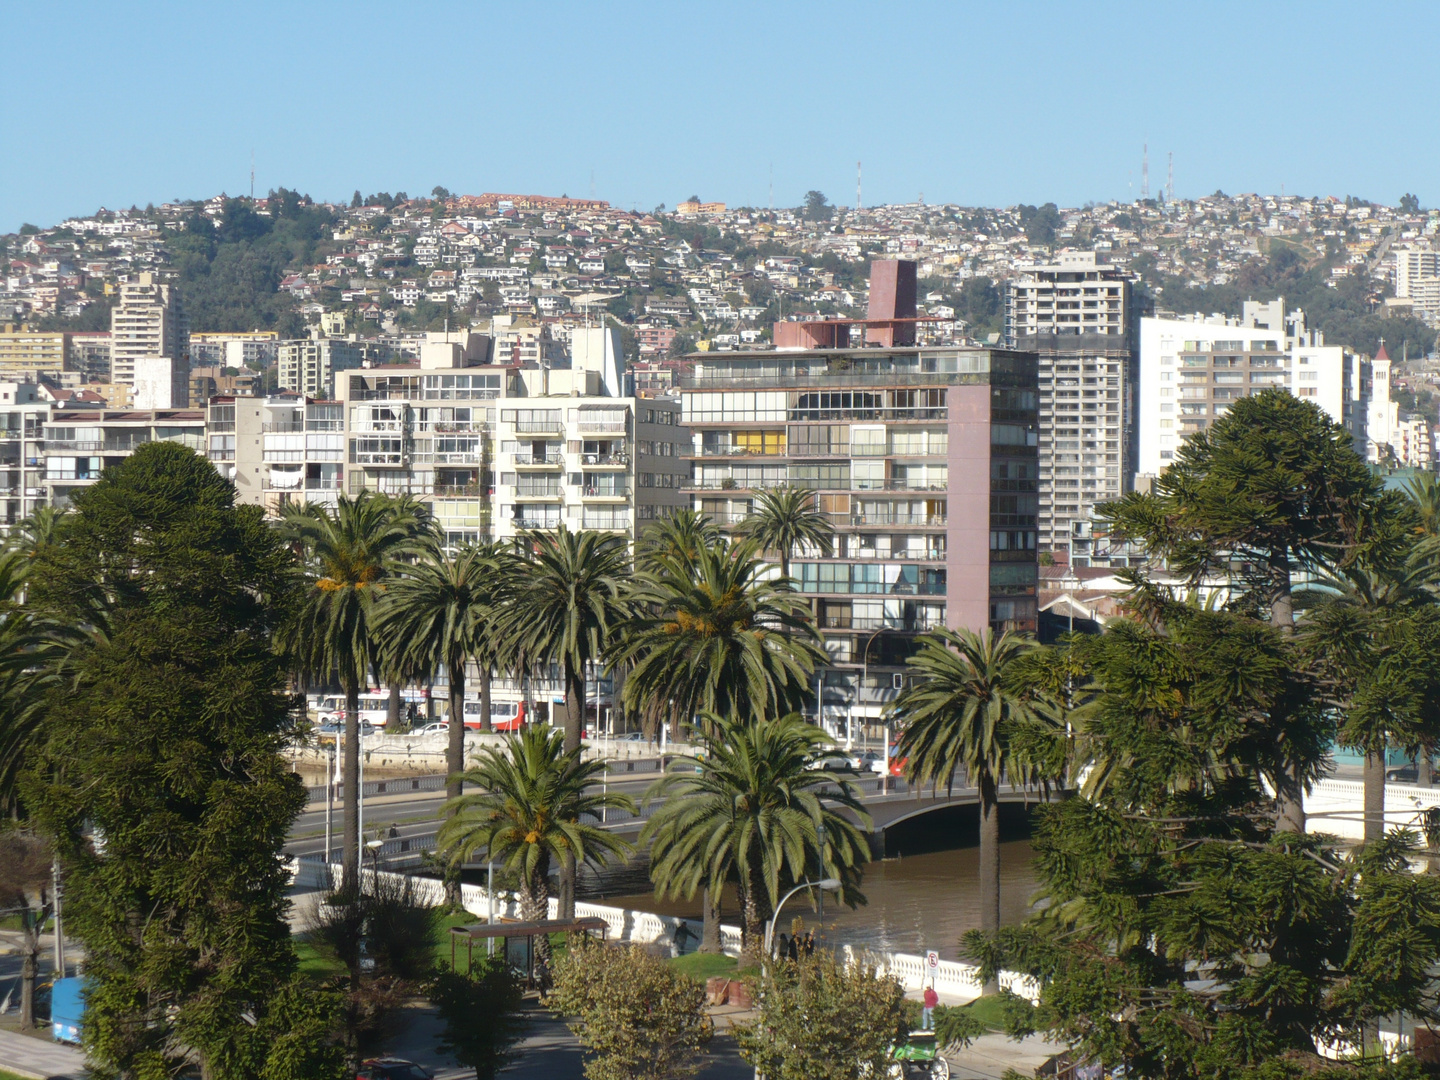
438;726;634;976
376;540;510;812
891;627;1060;940
614;537;826;734
277;491;429;891
0;547;62;816
1404;472;1440;537
505;526;630;917
507;526;630;752
635;509;721;575
640;712;870;959
742;487;834;580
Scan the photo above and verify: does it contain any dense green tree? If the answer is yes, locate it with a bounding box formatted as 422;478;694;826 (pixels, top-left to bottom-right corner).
430;961;527;1080
634;509;721;575
25;442;344;1080
891;629;1063;947
967;597;1440;1080
1102;389;1390;830
551;943;712;1080
615;537;826;735
734;951;908;1080
437;727;632;976
742;486;835;580
278;491;429;890
641;713;870;957
801;191;834;222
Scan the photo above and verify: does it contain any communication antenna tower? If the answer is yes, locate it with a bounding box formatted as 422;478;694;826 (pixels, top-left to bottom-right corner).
769;162;773;212
250;149;255;200
1141;142;1149;200
856;161;862;212
1167;152;1174;203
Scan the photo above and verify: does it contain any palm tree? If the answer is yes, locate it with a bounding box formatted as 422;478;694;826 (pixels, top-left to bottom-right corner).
376;540;510;811
0;548;61;815
640;712;870;959
635;509;721;575
506;525;630;917
277;491;429;891
1404;472;1440;537
507;526;630;752
891;627;1060;940
438;726;634;976
742;487;834;580
614;537;826;734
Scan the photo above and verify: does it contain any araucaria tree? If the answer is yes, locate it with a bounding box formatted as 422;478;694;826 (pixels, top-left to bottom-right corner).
27;443;344;1080
971;599;1440;1080
1101;388;1389;831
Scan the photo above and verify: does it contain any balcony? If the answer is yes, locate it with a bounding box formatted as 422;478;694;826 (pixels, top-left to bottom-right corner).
514;453;564;467
580;452;629;467
514;486;563;500
44;441;103;453
432;484;484;498
850;512;948;527
581;487;628;500
514;419;563;434
514;516;562;531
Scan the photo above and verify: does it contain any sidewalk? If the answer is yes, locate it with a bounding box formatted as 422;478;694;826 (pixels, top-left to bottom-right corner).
0;1028;86;1080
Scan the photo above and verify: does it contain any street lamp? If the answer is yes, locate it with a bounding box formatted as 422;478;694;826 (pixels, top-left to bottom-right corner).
365;838;383;881
763;878;841;960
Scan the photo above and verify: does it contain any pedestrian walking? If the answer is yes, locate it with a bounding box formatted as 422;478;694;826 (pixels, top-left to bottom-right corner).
922;984;938;1031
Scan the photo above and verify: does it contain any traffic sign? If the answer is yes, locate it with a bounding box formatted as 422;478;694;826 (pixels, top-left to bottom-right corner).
925;950;939;971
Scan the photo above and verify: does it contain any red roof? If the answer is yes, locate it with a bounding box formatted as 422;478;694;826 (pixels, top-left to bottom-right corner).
1375;341;1390;362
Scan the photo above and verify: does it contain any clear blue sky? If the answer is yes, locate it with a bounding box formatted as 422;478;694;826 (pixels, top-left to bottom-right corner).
3;0;1437;232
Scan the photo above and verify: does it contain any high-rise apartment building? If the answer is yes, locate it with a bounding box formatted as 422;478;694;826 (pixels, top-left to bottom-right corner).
1004;252;1137;563
110;272;188;407
277;338;366;398
1137;303;1396;477
1395;248;1440;299
678;334;1038;732
207;394;346;515
42;406;204;504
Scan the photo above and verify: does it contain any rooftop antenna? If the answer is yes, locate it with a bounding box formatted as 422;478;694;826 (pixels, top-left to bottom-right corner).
1167;152;1174;203
856;161;862;212
1141;142;1149;200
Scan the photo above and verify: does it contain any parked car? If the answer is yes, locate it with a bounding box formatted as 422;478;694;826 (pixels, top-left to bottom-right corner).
849;750;883;772
809;754;854;773
413;722;449;737
356;1060;432;1080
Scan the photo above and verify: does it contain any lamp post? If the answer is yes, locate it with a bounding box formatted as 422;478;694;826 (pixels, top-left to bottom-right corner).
860;626;887;792
763;878;841;961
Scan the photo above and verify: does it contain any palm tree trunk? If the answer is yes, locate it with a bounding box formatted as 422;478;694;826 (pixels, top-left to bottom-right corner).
478;662;493;734
978;769;1001;993
1420;746;1432;787
342;679;361;894
521;873;553;986
701;887;721;954
741;880;765;963
557;659;584;919
386;682;402;730
444;666;466;908
1364;749;1386;844
18;914;37;1031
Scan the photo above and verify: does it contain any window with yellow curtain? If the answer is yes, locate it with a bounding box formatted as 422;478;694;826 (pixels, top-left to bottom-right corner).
735;430;786;454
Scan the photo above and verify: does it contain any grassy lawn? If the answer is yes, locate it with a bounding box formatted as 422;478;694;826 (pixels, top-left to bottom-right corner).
950;992;1027;1031
668;952;739;981
0;1070;36;1080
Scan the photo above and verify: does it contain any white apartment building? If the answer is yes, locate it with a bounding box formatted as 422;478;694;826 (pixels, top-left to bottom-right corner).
1396;413;1434;469
190;332;280;370
207;394;345;514
110;272;188;407
42;407;205;505
1137;303;1395;479
277;338;366;398
0;382;54;527
1395;247;1440;299
1004;251;1136;561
